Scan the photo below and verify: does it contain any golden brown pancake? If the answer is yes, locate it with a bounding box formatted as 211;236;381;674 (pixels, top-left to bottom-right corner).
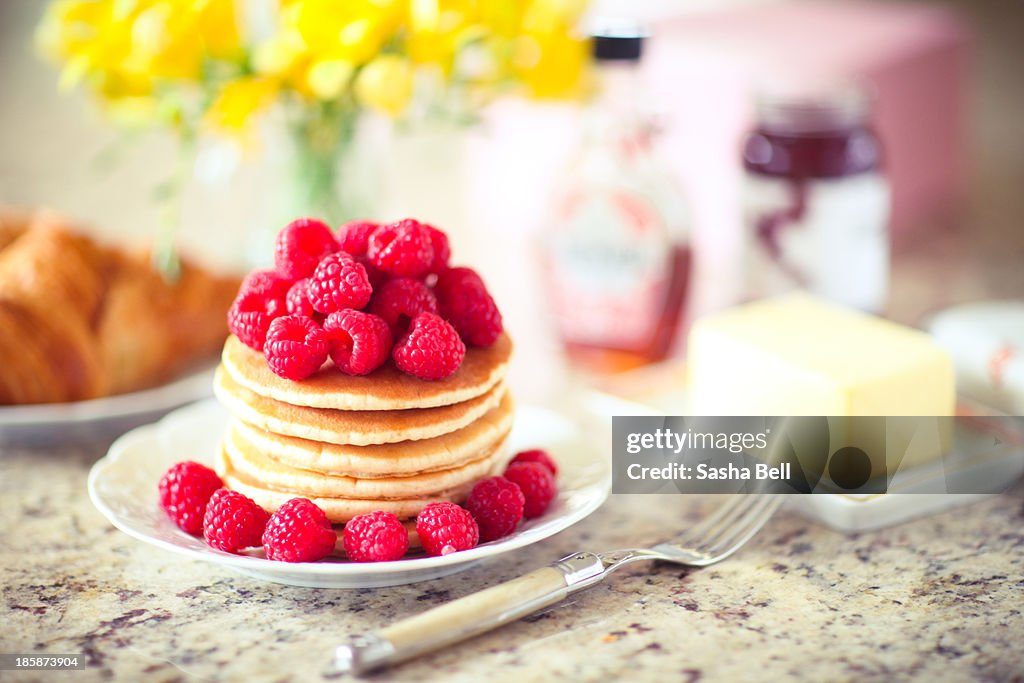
219;332;512;410
215;448;487;523
214;365;507;445
228;392;515;477
222;428;510;499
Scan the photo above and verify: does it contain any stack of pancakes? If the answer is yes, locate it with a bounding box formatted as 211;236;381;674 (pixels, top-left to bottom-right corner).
212;333;515;527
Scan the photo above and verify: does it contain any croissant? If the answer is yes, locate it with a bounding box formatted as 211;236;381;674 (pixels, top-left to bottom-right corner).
0;207;31;250
0;210;241;405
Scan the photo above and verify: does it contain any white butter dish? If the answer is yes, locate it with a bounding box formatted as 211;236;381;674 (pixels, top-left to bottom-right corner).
584;390;1024;532
926;300;1024;416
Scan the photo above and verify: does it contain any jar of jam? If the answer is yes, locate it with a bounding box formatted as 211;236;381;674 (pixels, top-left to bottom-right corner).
741;83;890;312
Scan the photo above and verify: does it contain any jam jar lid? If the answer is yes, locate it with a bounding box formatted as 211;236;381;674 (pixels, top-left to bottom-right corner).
754;80;873;134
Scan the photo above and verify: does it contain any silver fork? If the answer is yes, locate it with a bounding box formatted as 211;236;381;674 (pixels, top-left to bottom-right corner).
335;494;782;675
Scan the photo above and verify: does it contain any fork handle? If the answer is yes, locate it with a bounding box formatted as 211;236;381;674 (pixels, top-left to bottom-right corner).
335;553;605;675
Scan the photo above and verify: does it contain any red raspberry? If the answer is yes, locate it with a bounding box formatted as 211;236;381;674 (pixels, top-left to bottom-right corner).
503;462;556;519
274;217;338;279
392;313;466;380
322;309;392;376
465;476;525;542
263;314;328;380
366;219;434;278
509;449;559;476
228;269;292;350
241;269;292;307
415;502;479;557
262;498;337;563
228;290;283;351
158;461;224;535
285;278;315;317
337;220;379;258
342;511;409;562
360;258;387;290
435;267;503;347
202;488;270;553
308;252;373;314
422;224;450;274
368;277;438;337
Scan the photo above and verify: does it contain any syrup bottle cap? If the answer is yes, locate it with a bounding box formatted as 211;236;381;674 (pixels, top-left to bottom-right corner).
591;25;647;62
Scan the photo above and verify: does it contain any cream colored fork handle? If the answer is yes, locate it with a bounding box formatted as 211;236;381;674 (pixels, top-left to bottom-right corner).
387;566;567;652
337;567;569;674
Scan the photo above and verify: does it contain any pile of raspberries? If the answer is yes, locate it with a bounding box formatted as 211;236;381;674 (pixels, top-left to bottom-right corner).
228;217;503;381
158;449;558;563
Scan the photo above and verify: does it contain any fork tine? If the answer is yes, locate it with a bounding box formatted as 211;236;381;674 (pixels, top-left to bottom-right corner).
675;494;761;550
698;496;782;563
705;496;780;560
671;495;750;547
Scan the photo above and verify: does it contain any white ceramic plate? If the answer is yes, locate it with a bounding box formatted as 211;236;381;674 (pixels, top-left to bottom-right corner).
0;365;217;443
89;399;611;588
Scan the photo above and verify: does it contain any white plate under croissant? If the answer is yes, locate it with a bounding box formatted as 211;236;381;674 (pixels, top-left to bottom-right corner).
0;364;216;430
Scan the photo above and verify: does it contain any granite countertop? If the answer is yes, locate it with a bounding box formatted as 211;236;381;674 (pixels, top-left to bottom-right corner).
2;437;1022;683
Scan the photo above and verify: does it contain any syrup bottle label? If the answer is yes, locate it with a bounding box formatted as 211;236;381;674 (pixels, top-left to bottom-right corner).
545;187;674;351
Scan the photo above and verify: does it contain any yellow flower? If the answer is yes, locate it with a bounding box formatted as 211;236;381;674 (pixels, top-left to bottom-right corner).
258;0;406;101
204;76;278;137
103;95;161;128
37;0;592;142
306;59;356;101
192;0;243;58
253;28;309;96
354;55;413;116
513;30;588;99
519;0;588;34
473;0;525;38
140;0;242;80
36;0;106;62
406;0;474;68
254;29;306;75
36;0;243;109
290;0;401;64
509;0;589;99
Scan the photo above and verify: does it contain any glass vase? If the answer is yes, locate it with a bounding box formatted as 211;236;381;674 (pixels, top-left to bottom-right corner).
246;103;376;268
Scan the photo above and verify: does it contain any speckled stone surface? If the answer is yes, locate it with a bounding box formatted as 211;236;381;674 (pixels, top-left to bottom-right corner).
2;436;1023;683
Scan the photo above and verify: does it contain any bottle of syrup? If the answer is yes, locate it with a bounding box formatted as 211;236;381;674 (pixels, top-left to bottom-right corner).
541;27;693;374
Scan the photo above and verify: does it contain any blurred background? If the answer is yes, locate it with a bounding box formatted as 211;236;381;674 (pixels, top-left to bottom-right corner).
1;0;1022;405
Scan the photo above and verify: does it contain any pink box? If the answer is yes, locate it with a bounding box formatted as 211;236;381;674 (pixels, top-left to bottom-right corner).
645;0;969;309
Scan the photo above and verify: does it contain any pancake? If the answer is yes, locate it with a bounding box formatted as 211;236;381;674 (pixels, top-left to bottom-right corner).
222;429;510;499
216;449;482;523
220;332;512;410
214;364;507;445
229;392;515;477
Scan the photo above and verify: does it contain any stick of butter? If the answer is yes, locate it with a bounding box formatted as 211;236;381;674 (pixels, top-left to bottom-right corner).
688;294;954;417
